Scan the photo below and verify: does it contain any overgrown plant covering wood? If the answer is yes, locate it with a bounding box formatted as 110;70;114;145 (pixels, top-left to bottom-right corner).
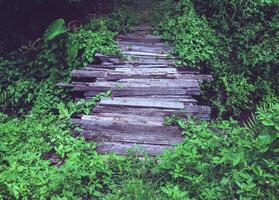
0;0;278;199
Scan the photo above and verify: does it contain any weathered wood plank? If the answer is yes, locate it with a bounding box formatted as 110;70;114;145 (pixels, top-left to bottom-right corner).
57;82;200;96
91;105;210;120
115;67;177;73
75;118;181;135
117;58;176;65
99;98;186;109
92;79;199;89
72;70;107;79
107;71;212;81
99;96;197;104
117;34;163;43
119;45;172;53
78;129;183;145
92;104;211;115
115;67;199;74
84;87;200;96
81;114;164;126
116;78;198;84
118;41;171;48
121;51;174;58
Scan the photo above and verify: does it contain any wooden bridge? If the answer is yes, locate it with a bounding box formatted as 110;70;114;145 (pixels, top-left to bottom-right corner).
59;26;212;156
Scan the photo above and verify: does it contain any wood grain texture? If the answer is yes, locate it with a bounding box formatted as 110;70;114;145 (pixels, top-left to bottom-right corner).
60;27;212;155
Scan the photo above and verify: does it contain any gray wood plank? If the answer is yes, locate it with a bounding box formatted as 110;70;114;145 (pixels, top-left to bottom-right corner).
99;98;186;109
115;67;177;73
92;105;211;115
121;51;174;58
117;34;163;43
119;45;172;53
83;87;200;96
72;70;107;78
78;129;183;145
75;118;181;135
91;80;198;89
91;106;210;120
107;71;211;81
118;41;171;48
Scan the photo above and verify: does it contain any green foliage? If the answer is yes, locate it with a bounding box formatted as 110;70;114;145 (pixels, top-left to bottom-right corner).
43;19;68;42
159;1;217;67
205;73;256;118
159;102;279;199
0;17;119;114
108;7;138;33
1;1;278;199
0;93;112;199
68;19;119;65
157;0;279;118
104;179;168;200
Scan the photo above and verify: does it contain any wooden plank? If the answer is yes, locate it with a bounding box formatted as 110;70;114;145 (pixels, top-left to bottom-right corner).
58;82;200;96
115;67;177;73
107;72;175;80
116;78;198;84
117;58;176;65
114;67;199;74
85;64;117;69
119;45;172;53
90;81;199;90
118;34;162;40
91;106;210;120
78;129;183;145
99;98;186;109
75;118;181;135
92;105;211;115
96;142;173;156
107;71;211;81
98;96;197;104
117;34;162;43
121;51;174;58
95;53;176;65
89;64;173;69
72;70;107;79
83;87;200;96
118;41;171;48
82;114;164;126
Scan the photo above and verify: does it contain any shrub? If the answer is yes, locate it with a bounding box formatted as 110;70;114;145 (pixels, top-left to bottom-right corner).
68;19;119;66
157;101;279;199
157;0;279;118
159;0;218;68
108;6;138;33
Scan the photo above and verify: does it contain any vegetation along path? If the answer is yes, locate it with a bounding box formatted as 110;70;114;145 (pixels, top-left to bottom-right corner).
59;26;213;155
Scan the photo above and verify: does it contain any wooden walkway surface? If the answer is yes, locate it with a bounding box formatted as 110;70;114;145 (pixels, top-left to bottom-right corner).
59;26;212;156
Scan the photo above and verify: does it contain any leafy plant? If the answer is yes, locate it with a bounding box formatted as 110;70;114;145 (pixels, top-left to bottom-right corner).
43;19;68;42
108;6;138;33
158;101;279;199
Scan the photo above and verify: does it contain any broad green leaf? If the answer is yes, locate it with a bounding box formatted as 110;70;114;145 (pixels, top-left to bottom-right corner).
43;19;68;42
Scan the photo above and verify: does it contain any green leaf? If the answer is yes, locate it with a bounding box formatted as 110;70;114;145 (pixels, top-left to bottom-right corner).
43;19;68;42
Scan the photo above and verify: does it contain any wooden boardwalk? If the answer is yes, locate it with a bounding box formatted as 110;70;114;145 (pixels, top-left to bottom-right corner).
59;26;212;156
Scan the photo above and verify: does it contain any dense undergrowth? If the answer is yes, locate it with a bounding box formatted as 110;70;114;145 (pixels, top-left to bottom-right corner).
0;0;278;199
152;0;279;119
